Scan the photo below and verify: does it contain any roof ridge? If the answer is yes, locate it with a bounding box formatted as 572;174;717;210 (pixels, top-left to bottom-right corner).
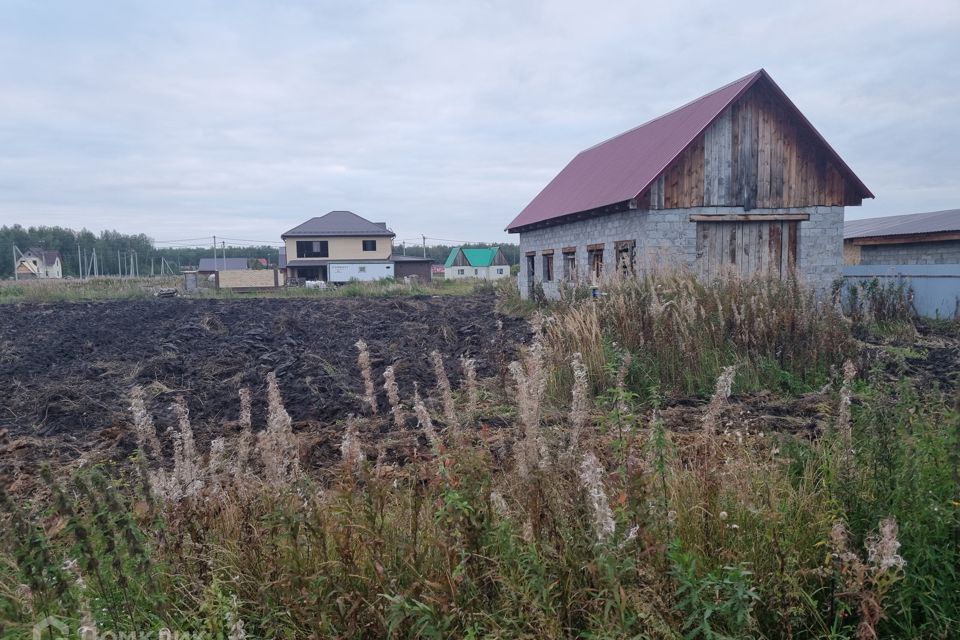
579;69;764;153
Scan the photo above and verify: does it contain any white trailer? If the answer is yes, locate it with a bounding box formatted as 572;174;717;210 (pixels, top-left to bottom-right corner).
328;262;394;283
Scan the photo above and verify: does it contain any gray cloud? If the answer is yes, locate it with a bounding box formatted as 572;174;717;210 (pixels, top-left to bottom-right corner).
0;0;957;246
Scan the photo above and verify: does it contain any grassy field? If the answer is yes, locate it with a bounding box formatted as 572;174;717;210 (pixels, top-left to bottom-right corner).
0;272;957;639
0;275;486;303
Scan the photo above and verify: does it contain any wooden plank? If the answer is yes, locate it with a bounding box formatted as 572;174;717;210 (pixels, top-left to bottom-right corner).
781;220;790;275
541;249;554;255
753;222;769;273
703;109;733;206
768;222;783;277
587;243;604;251
525;251;536;257
757;97;771;207
689;213;809;222
734;222;748;278
561;246;576;254
727;222;737;270
787;222;798;273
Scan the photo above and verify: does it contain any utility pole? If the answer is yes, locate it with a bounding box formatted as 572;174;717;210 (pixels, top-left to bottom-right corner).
118;249;122;277
77;243;83;280
12;245;19;281
222;241;226;271
213;236;217;272
422;235;427;258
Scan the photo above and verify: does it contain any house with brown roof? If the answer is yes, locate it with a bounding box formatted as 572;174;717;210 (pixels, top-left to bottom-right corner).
282;210;432;283
16;248;63;279
844;209;960;265
506;69;872;298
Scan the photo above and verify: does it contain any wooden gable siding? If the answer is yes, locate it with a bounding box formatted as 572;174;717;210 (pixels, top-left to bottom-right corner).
491;248;509;266
451;250;470;267
648;82;857;210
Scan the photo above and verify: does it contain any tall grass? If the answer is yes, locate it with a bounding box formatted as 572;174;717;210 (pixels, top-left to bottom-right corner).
0;276;180;303
542;270;853;401
1;276;956;639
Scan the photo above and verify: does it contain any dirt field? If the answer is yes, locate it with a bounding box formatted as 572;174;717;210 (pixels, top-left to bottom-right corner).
2;292;957;492
0;294;528;484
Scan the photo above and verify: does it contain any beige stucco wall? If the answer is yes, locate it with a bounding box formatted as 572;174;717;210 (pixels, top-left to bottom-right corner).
218;269;283;289
284;236;393;261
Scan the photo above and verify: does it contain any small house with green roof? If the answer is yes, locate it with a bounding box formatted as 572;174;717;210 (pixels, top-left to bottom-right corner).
443;246;511;280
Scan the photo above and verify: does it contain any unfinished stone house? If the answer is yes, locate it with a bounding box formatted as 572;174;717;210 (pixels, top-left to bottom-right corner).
506;69;873;298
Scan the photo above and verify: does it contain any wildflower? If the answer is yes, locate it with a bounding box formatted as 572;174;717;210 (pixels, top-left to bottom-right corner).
579;452;616;544
461;355;479;419
837;360;856;451
431;351;457;429
865;518;905;573
382;365;404;426
340;416;364;471
355;339;378;415
167;397;203;499
702;364;737;434
413;382;440;449
63;558;97;640
490;491;509;518
719;510;728;520
234;388;254;478
129;386;162;458
619;524;640;549
257;372;301;485
569;352;590;451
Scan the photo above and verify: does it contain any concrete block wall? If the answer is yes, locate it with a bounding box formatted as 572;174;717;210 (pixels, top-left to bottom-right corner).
517;205;843;297
859;240;960;266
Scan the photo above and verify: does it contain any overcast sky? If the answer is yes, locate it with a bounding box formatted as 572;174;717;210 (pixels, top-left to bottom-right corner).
0;0;957;248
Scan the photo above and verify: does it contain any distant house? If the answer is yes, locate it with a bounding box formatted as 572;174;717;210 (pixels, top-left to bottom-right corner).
443;246;511;280
16;248;63;279
197;257;249;275
282;210;432;283
844;209;960;265
506;69;872;298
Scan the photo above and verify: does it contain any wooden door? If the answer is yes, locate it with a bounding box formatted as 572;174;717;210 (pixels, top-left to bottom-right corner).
695;220;798;279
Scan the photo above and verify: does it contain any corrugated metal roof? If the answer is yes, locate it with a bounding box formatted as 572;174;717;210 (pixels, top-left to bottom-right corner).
844;209;960;239
198;257;249;271
391;255;433;262
282;211;396;238
444;246;501;268
506;69;872;232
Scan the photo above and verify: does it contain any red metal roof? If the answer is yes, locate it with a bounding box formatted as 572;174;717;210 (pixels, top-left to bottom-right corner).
506;69;873;232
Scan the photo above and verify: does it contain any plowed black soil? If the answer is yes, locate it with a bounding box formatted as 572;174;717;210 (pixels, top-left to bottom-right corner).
0;294;528;481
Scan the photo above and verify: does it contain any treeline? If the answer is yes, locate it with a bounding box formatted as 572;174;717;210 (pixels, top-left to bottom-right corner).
0;225;281;279
1;224;518;279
